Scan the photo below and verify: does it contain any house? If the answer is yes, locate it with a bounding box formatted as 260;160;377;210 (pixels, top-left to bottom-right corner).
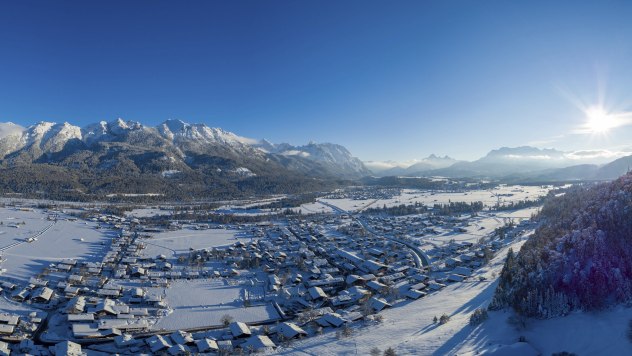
239;335;276;352
0;314;20;327
404;289;426;299
316;313;347;328
229;321;252;338
170;330;194;345
146;335;172;353
54;341;82;356
12;288;30;302
32;287;54;303
217;340;233;353
307;286;328;300
366;280;387;293
94;298;118;315
195;338;219;353
66;296;86;314
369;297;392;312
345;274;365;286
362;260;388;274
0;325;14;335
276;322;307;339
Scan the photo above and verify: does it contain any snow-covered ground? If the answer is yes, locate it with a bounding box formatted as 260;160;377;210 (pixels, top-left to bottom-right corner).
321;185;552;213
0;209;114;282
458;304;632;355
291;201;335;215
151;279;280;331
141;228;248;259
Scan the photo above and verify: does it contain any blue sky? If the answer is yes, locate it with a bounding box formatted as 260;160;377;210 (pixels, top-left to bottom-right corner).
2;0;632;161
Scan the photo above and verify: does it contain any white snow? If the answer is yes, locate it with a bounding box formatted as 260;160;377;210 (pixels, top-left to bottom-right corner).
151;279;280;331
141;228;245;258
0;209;113;282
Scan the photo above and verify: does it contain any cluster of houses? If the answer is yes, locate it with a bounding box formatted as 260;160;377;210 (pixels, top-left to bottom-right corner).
0;194;534;354
321;187;402;201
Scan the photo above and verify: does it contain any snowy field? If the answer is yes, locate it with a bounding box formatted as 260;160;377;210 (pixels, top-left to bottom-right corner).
152;279;280;331
318;198;379;213
141;227;251;259
458;305;632;355
0;209;114;282
321;185;553;213
291;201;335;215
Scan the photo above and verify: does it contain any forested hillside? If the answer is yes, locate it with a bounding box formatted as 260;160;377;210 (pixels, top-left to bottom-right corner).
492;172;632;317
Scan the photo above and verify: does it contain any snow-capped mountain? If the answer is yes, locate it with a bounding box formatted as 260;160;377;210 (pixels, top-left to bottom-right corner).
257;140;370;177
0;118;370;180
366;154;459;177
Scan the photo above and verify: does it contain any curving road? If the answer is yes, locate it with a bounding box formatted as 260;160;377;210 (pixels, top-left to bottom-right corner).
317;200;430;269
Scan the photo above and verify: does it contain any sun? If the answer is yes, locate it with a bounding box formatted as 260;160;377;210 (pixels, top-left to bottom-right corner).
584;106;617;134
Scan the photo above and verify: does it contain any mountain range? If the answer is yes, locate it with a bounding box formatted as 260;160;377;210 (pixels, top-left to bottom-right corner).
367;146;632;182
0;119;629;201
0;119;369;200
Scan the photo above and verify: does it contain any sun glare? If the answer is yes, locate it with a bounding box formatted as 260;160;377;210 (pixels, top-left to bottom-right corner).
584;106;616;134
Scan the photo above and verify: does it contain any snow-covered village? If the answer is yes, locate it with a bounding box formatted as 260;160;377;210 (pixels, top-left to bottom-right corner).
5;1;632;355
0;184;558;355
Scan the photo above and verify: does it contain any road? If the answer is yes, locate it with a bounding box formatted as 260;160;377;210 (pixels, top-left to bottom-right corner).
317;200;430;269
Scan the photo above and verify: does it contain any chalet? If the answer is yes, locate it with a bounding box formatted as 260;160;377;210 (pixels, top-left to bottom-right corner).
229;322;252;339
93;298;118;315
64;285;80;298
366;280;387;293
11;287;28;302
307;286;328;301
170;330;194;345
97;288;121;298
276;322;307;339
32;287;54;303
410;282;428;291
362;260;388;274
217;340;234;353
68;274;84;284
369;297;392;312
345;274;365;286
0;325;14;336
146;335;172;353
404;289;426;299
0;282;15;291
29;277;48;287
0;314;19;327
316;313;347;328
239;335;276;352
196;338;219;353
